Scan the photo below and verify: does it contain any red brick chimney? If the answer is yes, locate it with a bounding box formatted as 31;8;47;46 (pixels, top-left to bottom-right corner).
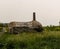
33;12;36;21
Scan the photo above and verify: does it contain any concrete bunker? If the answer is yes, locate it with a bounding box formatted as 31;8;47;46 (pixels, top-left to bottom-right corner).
8;12;43;34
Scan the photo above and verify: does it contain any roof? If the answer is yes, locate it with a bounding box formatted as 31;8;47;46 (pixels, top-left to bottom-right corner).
8;20;42;28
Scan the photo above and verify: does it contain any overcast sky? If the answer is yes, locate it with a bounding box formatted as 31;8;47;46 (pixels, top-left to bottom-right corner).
0;0;60;26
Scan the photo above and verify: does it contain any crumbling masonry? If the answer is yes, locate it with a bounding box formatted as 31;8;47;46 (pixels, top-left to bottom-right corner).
8;12;43;34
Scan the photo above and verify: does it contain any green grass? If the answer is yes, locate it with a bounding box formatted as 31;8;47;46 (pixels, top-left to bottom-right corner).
0;31;60;49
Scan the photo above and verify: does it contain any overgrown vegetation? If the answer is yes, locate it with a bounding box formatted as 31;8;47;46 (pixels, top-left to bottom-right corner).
0;31;60;49
0;24;60;49
44;25;60;31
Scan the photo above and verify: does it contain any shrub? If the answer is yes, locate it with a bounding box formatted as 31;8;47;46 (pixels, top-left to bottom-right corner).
6;41;15;49
0;43;4;49
34;27;43;32
0;27;3;32
19;41;28;49
55;28;60;31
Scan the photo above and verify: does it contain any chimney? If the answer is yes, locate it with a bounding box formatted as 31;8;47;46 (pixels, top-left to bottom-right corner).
33;12;36;21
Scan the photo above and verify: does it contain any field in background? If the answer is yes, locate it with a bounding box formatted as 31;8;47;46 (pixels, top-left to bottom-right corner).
0;31;60;49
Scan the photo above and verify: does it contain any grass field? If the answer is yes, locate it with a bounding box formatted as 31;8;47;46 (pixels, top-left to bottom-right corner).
0;31;60;49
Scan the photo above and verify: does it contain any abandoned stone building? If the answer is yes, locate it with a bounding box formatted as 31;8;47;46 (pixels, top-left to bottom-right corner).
8;12;43;34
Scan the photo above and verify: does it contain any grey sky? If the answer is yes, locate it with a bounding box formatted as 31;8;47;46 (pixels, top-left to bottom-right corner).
0;0;60;26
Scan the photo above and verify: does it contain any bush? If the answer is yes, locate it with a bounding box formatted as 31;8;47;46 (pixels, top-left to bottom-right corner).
6;41;15;49
0;27;3;32
0;43;4;49
55;28;60;31
19;41;28;49
34;27;43;32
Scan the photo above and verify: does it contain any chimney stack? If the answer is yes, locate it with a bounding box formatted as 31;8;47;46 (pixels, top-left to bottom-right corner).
33;12;36;21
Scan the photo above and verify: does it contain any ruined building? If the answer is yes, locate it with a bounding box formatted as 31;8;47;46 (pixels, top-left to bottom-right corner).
8;12;43;34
